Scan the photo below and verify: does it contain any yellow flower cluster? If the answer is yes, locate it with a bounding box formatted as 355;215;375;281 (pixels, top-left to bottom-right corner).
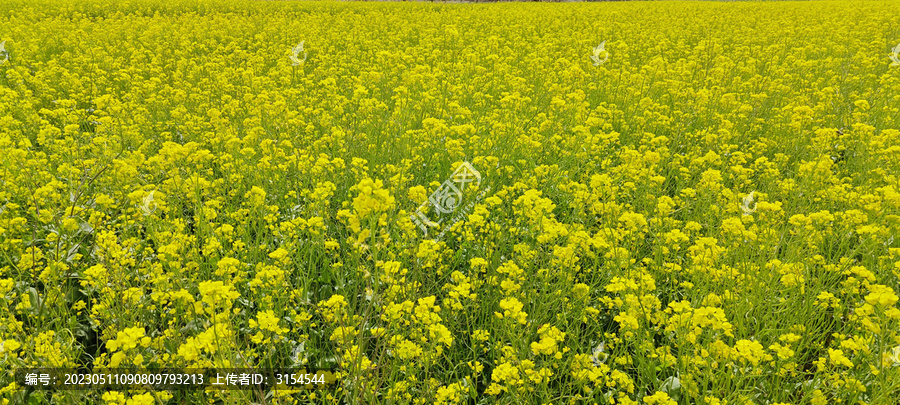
1;0;899;404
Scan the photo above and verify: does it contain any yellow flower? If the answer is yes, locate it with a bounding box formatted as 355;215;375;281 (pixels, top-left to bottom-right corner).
408;185;427;203
435;382;464;405
250;310;286;334
864;284;899;307
106;327;148;352
319;294;348;322
353;178;395;217
472;329;490;342
531;324;566;357
572;283;589;299
198;281;240;312
125;393;155;405
828;348;854;368
732;339;771;366
393;338;423;360
496;297;528;324
244;186;267;207
643;391;677;405
102;391;126;405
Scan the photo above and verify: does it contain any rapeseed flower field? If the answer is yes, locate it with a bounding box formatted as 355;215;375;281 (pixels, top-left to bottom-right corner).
1;0;900;404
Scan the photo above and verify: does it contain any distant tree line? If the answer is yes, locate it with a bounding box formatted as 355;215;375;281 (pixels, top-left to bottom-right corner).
454;0;631;2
